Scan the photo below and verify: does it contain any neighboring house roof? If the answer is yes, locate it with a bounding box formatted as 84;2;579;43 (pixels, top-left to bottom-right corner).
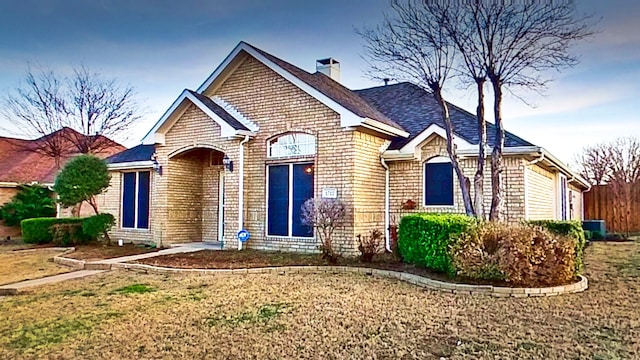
105;144;155;164
355;82;534;150
0;127;125;184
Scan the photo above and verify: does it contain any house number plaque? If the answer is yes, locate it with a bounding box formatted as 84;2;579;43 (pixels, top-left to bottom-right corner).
321;188;338;199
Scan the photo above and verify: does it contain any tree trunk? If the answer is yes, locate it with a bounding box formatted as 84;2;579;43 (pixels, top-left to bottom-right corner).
433;87;475;216
473;79;487;220
489;78;505;221
88;196;99;215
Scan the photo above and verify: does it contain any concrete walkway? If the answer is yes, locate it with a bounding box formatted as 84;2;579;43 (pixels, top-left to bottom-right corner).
0;270;106;292
0;242;220;293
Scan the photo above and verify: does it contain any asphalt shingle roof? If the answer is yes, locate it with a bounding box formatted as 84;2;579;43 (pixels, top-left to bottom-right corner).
187;90;250;131
0;128;125;183
105;144;155;164
244;42;406;133
355;82;534;150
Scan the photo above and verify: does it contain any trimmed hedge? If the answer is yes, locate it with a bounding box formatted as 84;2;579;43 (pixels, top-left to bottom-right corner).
82;213;115;240
21;217;85;244
526;220;586;273
21;214;115;244
398;213;476;275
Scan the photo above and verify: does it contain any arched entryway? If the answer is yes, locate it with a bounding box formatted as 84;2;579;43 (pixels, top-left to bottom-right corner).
167;144;226;244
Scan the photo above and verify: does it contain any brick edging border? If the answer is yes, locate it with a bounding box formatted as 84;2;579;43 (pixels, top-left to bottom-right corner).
52;255;587;297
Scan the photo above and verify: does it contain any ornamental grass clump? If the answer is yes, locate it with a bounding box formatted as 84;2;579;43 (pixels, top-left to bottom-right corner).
451;222;578;286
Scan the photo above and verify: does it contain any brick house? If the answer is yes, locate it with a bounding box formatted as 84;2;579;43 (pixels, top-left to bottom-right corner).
0;128;125;237
102;42;589;254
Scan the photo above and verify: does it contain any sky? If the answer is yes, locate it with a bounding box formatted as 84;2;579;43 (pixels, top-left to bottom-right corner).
0;0;638;165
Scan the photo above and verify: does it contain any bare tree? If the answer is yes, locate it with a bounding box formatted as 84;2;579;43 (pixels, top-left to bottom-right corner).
574;143;611;186
1;67;70;167
301;198;347;263
358;0;475;216
442;4;490;219
471;2;595;220
2;65;143;159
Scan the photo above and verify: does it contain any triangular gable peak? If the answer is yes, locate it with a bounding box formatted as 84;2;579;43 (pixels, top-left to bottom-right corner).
142;89;256;145
382;123;475;161
196;42;409;138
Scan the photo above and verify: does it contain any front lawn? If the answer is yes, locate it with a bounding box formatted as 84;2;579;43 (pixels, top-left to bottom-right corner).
0;245;70;286
0;241;638;359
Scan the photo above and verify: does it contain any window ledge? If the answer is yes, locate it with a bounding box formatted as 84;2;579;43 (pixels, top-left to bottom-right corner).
266;235;316;242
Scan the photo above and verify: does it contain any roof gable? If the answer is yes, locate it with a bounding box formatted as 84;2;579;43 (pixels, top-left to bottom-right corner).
142;89;255;145
194;42;408;138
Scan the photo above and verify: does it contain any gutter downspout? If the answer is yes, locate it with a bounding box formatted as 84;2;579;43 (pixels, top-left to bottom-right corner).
238;135;250;250
380;141;392;252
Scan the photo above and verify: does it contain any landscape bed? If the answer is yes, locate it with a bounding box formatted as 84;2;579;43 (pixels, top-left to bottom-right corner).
134;249;580;287
0;241;638;359
64;243;158;261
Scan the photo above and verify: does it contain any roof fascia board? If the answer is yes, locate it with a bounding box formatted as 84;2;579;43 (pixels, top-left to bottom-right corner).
362;118;410;138
399;123;475;155
107;161;154;170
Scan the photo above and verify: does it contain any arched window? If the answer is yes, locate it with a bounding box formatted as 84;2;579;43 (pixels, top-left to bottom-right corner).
424;156;454;206
268;133;316;158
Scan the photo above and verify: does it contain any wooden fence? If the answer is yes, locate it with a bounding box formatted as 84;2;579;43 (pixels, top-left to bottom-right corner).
584;184;640;233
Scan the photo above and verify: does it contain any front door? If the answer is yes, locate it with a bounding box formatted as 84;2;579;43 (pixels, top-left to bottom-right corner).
218;170;225;242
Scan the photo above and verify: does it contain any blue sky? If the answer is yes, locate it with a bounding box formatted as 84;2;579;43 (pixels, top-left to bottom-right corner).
0;0;638;165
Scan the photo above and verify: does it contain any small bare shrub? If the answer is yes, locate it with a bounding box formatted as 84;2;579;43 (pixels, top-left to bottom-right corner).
452;223;578;286
301;198;346;264
357;229;383;262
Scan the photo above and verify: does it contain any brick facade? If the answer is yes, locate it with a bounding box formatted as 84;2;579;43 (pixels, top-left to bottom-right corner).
103;52;583;253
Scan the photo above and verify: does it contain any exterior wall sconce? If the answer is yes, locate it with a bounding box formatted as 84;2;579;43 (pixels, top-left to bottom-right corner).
151;153;163;176
223;154;233;172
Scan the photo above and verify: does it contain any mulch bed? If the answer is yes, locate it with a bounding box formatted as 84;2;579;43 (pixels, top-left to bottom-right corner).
65;243;159;261
135;249;574;287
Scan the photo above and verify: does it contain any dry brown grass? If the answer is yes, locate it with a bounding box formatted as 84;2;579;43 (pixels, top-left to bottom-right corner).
0;246;70;285
0;241;638;359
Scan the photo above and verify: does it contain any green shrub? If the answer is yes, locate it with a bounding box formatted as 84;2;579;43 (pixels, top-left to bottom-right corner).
82;213;115;241
452;222;577;286
526;220;586;273
583;230;592;241
591;231;604;240
398;213;476;274
21;217;85;244
0;185;56;226
51;223;91;246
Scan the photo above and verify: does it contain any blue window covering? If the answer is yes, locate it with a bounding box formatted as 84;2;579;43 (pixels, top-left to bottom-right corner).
137;171;151;229
425;162;454;206
268;165;289;236
122;172;136;228
292;164;314;237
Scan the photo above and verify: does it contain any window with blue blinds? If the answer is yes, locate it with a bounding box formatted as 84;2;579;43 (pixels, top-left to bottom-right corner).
121;171;151;229
267;163;314;237
424;162;454;206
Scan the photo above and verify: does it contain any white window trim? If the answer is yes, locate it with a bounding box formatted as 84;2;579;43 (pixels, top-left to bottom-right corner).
121;171;151;230
423;156;456;208
265;163;314;239
268;133;316;159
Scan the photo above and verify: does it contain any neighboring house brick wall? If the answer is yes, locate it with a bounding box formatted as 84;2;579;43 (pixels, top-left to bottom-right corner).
526;164;556;220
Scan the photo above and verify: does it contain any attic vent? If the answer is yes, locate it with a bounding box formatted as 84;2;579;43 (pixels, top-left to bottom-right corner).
316;58;340;82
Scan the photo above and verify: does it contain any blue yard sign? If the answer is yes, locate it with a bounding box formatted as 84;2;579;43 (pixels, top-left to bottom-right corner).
237;229;250;243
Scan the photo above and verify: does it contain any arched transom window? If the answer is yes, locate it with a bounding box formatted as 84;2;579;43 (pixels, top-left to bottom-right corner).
268;133;316;158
